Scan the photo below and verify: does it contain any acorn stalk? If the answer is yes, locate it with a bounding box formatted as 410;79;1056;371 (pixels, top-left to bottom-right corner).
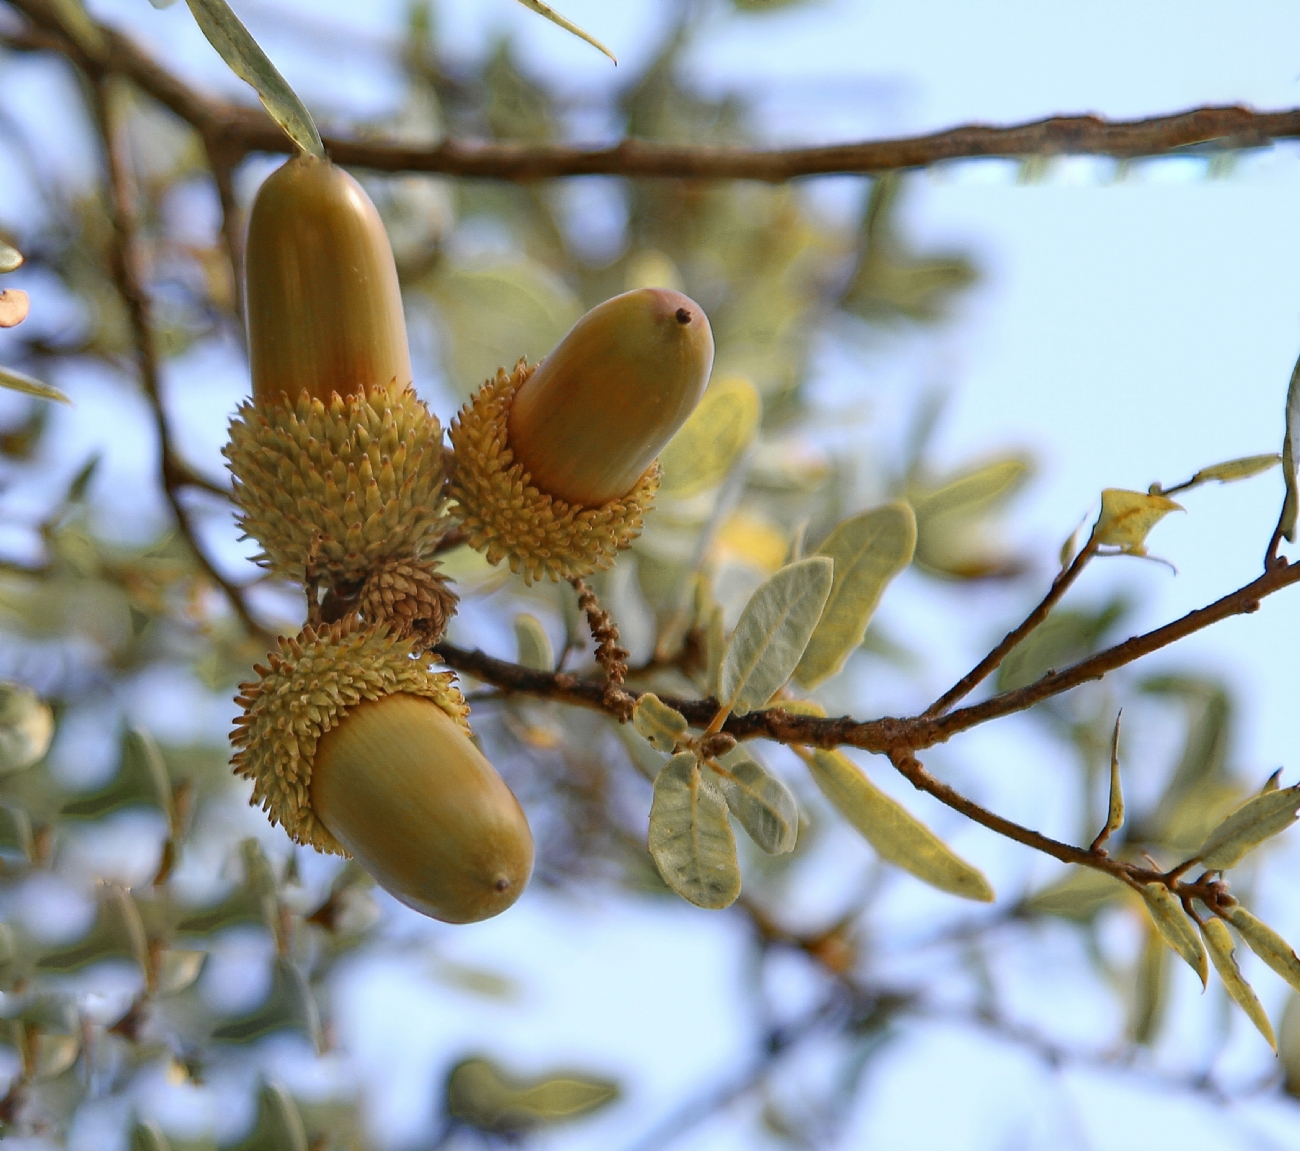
245;154;412;407
313;693;533;923
507;288;714;507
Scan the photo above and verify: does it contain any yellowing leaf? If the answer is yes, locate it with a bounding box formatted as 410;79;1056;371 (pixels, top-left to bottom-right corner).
511;0;616;63
0;682;53;775
795;503;915;688
446;1057;619;1135
633;692;688;754
911;456;1032;579
659;377;761;497
719;557;833;715
713;511;788;574
1224;905;1300;994
802;748;993;901
1201;917;1276;1050
1094;489;1183;555
184;0;324;158
1184;454;1281;488
0;365;70;405
513;613;553;672
648;752;741;909
711;748;798;855
1138;883;1206;987
1196;783;1300;870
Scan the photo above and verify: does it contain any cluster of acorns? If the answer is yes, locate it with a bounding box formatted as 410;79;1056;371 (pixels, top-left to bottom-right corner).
225;156;714;924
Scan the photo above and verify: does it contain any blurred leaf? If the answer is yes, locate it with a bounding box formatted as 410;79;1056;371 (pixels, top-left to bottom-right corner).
0;241;22;273
803;748;993;901
911;457;1031;580
1283;350;1300;542
0;683;53;775
446;1056;619;1135
842;175;976;323
1097;711;1125;844
1224;905;1300;994
65;454;100;505
720;557;833;715
45;0;105;54
711;747;798;855
0;289;30;328
212;958;322;1052
183;0;323;157
176;839;278;935
997;597;1127;693
1282;993;1300;1096
158;949;207;996
1132;918;1170;1045
648;752;741;909
0;365;69;405
1195;783;1300;870
62;727;174;827
130;1120;173;1151
36;883;150;982
659;377;761;497
0;804;33;860
1094;489;1182;555
514;613;554;671
31;1031;79;1080
794;503;915;688
712;511;789;575
1023;866;1126;921
511;0;616;63
228;1081;308;1151
1201;917;1275;1049
633;693;688;754
1138;883;1206;987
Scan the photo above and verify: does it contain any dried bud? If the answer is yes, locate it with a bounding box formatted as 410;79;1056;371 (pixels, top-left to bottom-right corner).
508;288;714;507
245;155;412;407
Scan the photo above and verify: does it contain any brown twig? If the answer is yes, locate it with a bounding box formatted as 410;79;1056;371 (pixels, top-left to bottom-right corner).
9;0;1300;183
922;535;1098;718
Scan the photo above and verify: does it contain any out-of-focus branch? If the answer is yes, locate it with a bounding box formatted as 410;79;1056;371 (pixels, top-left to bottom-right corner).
7;0;1300;181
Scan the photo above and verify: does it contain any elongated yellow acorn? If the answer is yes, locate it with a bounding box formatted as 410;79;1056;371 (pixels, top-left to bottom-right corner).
312;693;533;923
507;288;714;507
245;155;412;407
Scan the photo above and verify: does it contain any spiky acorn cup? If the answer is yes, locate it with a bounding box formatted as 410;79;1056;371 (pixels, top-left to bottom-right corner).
223;154;455;637
448;288;714;583
231;623;533;923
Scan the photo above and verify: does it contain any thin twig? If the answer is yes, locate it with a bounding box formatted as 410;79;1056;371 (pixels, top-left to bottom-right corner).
569;576;633;719
922;536;1098;718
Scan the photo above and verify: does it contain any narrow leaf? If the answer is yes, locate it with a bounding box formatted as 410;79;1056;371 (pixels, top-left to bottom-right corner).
1100;710;1124;843
1285;350;1300;542
633;693;688;754
0;365;70;404
184;0;324;157
1224;905;1300;994
0;241;23;273
513;613;553;672
719;557;833;715
1094;489;1183;555
512;0;617;63
1138;883;1207;986
1196;783;1300;870
711;748;798;855
794;503;916;688
1185;454;1281;488
648;752;740;909
802;748;993;901
1201;917;1276;1050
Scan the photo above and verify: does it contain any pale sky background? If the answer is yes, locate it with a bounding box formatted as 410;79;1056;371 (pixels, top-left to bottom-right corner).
5;1;1300;1149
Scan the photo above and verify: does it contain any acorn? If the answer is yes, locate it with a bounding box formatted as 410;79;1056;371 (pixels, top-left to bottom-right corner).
224;155;452;627
231;622;533;923
448;288;714;583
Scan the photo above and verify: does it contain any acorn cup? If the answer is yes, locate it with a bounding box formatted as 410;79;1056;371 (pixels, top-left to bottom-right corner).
448;288;714;583
231;623;533;924
223;154;454;637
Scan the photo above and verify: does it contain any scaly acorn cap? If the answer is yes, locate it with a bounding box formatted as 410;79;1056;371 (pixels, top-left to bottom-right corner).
357;555;459;646
245;154;412;407
447;361;659;584
224;385;449;588
231;622;533;923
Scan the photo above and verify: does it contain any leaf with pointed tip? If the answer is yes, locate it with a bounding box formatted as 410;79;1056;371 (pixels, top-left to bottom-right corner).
0;366;69;405
158;949;207;996
648;752;740;909
212;958;322;1053
711;748;797;855
184;0;323;157
513;613;553;671
1098;711;1124;843
1224;905;1300;994
446;1057;619;1134
794;503;915;688
511;0;616;63
1195;783;1300;870
1183;454;1281;488
228;1081;308;1151
802;748;993;901
633;693;688;754
1138;883;1207;987
1283;351;1300;542
62;727;174;829
36;884;150;982
130;1120;173;1151
1094;489;1183;555
1201;917;1275;1050
720;557;833;715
